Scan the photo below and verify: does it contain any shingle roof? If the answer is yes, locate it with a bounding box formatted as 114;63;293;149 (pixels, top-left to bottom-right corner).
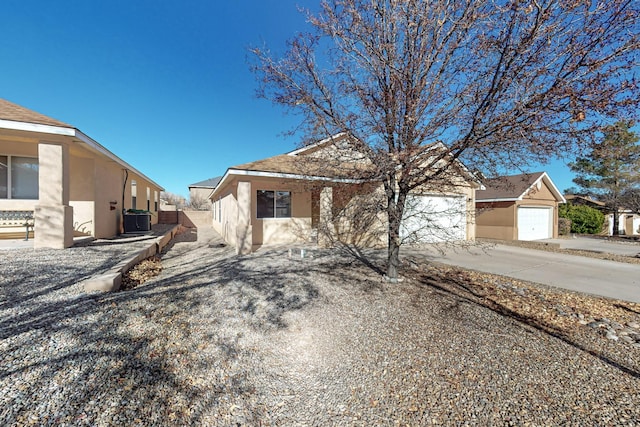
189;176;222;188
564;194;606;207
231;154;373;180
476;172;546;200
0;99;71;128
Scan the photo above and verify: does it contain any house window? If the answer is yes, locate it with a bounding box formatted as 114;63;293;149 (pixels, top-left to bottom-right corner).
146;187;150;211
257;190;291;218
0;155;39;199
218;197;221;221
131;180;137;209
154;191;158;212
0;156;7;198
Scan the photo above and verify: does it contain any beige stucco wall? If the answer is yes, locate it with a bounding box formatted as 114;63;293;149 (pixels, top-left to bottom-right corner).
0;138;39;212
212;184;239;247
0;128;162;242
92;157;122;238
212;176;315;249
69;155;95;236
212;174;476;251
250;178;313;247
0;138;37;235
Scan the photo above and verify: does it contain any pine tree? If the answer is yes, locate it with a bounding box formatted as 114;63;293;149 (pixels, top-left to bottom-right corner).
570;122;640;235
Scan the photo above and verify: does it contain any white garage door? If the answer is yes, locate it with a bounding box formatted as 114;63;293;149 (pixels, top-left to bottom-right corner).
400;195;467;243
517;206;552;240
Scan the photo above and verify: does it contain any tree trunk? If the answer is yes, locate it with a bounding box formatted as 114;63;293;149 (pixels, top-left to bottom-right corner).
386;187;405;282
387;222;401;282
612;206;620;236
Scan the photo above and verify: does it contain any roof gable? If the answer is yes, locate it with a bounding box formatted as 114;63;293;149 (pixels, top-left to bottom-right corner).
212;134;482;197
476;172;565;203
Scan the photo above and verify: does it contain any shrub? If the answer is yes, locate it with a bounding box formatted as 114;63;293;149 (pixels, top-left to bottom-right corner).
559;203;605;234
558;217;572;235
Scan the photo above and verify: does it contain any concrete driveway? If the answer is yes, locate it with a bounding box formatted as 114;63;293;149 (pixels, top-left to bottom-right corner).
540;236;640;257
404;243;640;303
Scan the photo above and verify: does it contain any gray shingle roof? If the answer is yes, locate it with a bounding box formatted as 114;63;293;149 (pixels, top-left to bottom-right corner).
189;176;222;188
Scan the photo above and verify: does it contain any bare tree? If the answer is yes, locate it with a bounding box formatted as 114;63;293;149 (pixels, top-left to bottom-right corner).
160;192;186;210
621;188;640;213
252;0;639;280
186;193;212;211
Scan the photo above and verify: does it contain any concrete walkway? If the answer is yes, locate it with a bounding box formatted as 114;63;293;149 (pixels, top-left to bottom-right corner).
403;243;640;303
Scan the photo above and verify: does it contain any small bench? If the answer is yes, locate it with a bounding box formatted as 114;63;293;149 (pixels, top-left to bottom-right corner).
0;210;34;240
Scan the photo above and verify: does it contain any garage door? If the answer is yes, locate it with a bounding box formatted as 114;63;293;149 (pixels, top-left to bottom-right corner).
400;195;467;243
517;206;552;240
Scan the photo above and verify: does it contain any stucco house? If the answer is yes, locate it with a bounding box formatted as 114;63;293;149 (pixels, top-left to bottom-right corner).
188;176;221;208
0;99;163;248
475;172;565;241
210;134;481;254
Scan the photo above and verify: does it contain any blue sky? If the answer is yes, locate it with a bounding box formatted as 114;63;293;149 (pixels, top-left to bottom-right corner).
1;0;579;197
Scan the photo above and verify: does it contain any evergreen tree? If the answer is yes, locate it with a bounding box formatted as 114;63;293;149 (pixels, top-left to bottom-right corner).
569;122;640;235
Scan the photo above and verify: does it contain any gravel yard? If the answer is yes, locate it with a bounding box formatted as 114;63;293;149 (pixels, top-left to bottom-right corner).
1;227;639;426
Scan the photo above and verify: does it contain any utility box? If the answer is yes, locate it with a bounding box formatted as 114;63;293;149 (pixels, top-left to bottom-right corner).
123;213;151;233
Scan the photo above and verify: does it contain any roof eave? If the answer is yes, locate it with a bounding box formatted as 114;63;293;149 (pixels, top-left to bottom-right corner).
0;118;75;136
476;197;521;203
74;130;164;191
0;118;164;191
209;167;368;199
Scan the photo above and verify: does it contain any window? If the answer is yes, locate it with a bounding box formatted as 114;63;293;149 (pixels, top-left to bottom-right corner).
131;180;137;209
257;190;291;218
154;191;158;212
0;155;39;199
146;187;150;211
0;156;7;198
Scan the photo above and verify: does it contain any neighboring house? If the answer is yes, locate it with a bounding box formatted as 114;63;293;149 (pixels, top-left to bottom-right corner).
210;134;481;254
564;194;640;236
188;176;221;209
476;172;565;241
0;99;163;248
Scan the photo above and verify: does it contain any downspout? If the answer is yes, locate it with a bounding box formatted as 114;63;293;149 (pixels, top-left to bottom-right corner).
122;169;129;234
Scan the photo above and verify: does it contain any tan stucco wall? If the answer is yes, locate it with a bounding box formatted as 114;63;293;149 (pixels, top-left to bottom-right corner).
476;201;517;240
476;179;560;240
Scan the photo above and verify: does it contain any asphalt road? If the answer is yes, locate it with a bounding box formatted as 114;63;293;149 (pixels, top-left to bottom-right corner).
406;243;640;303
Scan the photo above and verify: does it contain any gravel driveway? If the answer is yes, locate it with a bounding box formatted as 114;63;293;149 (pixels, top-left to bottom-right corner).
1;227;639;425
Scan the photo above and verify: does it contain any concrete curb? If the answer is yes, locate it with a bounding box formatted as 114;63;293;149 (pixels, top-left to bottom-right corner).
83;225;181;292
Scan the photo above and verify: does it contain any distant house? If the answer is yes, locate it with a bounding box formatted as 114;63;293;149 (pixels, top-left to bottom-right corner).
0;99;163;248
476;172;565;241
564;194;640;236
209;134;481;254
188;176;221;209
